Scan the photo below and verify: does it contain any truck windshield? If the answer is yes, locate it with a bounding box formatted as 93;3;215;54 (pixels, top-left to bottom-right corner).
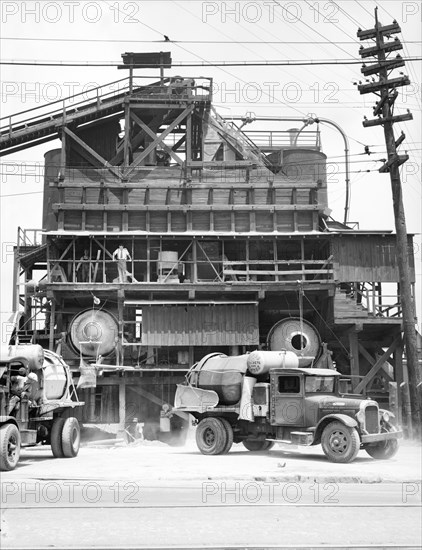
305;376;335;393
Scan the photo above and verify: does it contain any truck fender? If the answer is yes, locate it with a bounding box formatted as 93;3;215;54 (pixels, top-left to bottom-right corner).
313;414;358;445
0;416;19;429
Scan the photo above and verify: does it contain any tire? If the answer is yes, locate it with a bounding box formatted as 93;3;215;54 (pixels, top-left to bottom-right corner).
51;417;65;458
321;421;360;463
196;418;227;455
365;425;399;460
62;417;81;458
263;441;275;451
0;424;21;471
242;439;272;452
219;418;234;455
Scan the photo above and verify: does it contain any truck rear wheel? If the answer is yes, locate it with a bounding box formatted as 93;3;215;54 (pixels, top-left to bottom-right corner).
365;425;399;460
51;417;65;458
62;417;81;458
219;418;234;455
196;418;227;455
0;424;21;471
321;421;360;463
243;439;273;452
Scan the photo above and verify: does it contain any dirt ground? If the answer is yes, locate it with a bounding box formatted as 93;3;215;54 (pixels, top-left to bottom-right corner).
4;433;421;483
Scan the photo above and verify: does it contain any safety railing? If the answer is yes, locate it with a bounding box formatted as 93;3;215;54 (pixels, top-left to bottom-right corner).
243;130;321;150
46;257;334;285
1;76;212;141
17;227;44;249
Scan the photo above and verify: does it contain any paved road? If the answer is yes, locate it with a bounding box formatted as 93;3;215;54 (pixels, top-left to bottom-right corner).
1;442;421;548
1;480;421;548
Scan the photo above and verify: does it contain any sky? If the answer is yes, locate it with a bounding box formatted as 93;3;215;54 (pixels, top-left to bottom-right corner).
0;0;421;340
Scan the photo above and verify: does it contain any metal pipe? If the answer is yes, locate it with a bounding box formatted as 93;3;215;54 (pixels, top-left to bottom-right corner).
224;114;351;224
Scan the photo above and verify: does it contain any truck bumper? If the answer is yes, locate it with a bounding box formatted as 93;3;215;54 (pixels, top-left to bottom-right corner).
361;430;402;443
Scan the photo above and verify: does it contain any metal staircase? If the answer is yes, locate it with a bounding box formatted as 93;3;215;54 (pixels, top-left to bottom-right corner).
210;108;273;170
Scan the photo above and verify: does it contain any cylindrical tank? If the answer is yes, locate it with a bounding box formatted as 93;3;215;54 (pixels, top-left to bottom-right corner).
69;309;119;357
247;350;299;376
157;251;179;282
43;149;61;232
283;148;328;209
189;353;249;405
267;318;321;367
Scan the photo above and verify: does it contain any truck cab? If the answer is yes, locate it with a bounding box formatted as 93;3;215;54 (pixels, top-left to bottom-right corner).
175;355;401;463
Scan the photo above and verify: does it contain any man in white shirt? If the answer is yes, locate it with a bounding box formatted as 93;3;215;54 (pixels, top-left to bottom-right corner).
112;245;132;282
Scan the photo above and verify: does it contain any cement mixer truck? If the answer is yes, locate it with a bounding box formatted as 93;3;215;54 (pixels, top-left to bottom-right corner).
0;344;83;471
174;349;401;463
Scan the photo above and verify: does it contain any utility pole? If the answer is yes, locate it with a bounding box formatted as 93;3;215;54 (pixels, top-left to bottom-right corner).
357;8;420;433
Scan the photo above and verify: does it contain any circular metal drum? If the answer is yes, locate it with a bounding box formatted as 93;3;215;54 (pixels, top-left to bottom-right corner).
267;317;321;367
69;309;118;357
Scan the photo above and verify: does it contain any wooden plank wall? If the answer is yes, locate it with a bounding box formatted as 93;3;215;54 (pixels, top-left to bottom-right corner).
332;235;415;283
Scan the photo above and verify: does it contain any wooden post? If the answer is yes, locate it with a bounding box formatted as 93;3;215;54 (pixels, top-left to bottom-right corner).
358;9;420;431
124;100;130;169
118;379;126;440
389;381;398;421
48;298;55;351
348;328;360;391
60;129;66;181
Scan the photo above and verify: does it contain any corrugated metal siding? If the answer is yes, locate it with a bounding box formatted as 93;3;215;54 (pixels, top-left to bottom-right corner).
142;304;259;346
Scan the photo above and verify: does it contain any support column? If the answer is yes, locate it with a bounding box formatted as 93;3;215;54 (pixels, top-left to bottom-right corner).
48;298;56;351
348;327;360;391
117;378;126;441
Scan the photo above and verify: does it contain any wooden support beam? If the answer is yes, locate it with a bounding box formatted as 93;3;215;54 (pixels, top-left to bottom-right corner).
123;107;192;178
60;129;66;181
63;127;121;180
348;328;360;391
355;335;401;394
357;342;393;382
130;111;184;167
123;99;131;168
118;379;126;438
48;299;56;351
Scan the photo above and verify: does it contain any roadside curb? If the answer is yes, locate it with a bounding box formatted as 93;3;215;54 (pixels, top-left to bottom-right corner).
2;474;421;484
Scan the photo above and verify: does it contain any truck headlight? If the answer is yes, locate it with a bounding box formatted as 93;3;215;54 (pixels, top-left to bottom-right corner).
382;411;390;423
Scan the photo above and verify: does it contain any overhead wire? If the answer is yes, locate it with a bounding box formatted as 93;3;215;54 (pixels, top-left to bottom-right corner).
2;36;421;45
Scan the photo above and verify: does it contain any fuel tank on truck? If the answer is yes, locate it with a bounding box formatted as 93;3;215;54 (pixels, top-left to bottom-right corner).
188;353;249;405
247;350;299;376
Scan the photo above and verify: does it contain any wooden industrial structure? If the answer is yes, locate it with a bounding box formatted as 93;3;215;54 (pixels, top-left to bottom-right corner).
1;52;418;437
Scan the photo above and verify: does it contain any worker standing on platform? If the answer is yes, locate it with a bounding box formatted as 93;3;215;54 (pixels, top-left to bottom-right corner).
112;245;132;282
76;249;92;282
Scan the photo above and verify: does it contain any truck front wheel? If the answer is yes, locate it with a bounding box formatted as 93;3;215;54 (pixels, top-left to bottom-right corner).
365;425;399;460
0;424;21;471
196;418;227;455
321;421;360;463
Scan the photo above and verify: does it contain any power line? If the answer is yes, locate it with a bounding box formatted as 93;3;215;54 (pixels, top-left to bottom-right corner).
7;36;421;45
2;58;420;67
